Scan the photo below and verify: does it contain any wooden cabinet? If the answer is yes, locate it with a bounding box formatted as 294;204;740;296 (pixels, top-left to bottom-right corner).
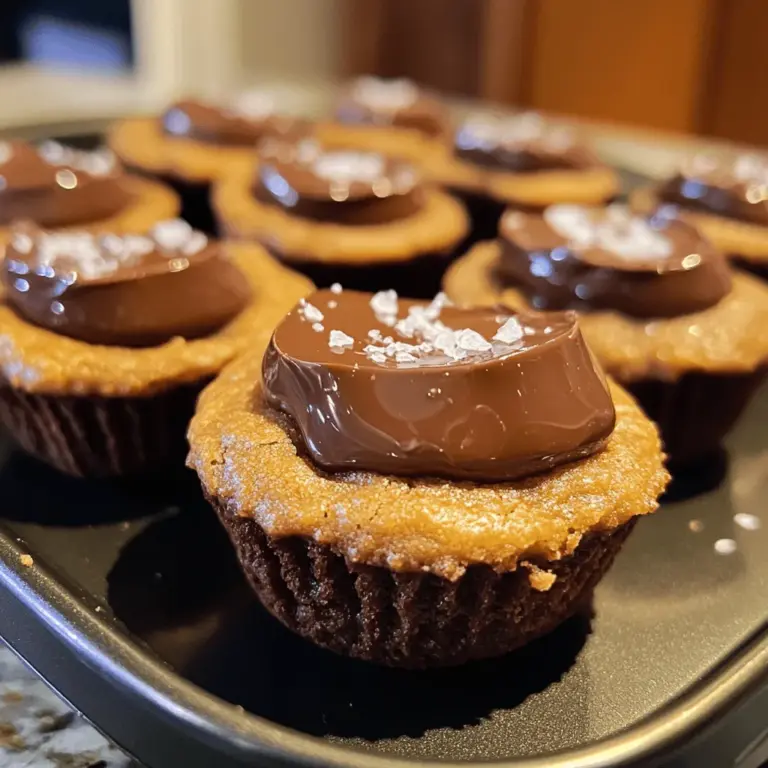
343;0;768;145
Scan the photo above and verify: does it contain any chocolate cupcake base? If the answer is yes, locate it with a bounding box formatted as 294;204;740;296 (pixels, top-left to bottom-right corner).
628;370;766;467
733;256;768;282
454;191;507;246
121;160;217;236
269;248;454;299
213;497;634;669
0;381;206;478
168;178;219;237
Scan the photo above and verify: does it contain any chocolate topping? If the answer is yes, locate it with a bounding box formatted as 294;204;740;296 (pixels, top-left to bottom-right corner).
454;113;597;173
2;220;250;347
498;205;731;318
162;98;308;147
263;288;615;482
0;140;132;227
658;153;768;226
335;77;449;140
254;139;425;225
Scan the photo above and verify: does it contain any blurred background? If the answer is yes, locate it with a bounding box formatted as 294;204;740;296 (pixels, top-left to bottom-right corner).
0;0;764;145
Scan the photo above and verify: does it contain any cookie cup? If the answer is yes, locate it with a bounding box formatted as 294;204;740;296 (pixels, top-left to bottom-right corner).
108;118;263;234
0;243;312;477
445;242;768;464
187;344;667;668
213;158;469;298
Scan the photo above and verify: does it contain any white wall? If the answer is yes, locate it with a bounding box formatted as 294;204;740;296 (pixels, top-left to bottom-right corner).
239;0;342;84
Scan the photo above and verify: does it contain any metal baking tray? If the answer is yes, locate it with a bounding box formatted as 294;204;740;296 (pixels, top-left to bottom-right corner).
0;386;766;768
0;125;767;765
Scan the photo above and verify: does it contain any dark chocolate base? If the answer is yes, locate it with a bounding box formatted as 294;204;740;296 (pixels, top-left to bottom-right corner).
124;163;218;236
453;191;506;247
271;249;455;299
628;369;766;467
733;256;768;281
0;381;206;478
211;495;634;669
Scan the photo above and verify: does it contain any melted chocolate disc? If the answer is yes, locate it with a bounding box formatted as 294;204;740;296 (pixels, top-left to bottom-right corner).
2;220;250;347
254;139;425;225
335;77;449;140
162;98;309;147
454;113;597;173
263;288;615;482
0;140;132;227
498;205;732;318
658;153;768;226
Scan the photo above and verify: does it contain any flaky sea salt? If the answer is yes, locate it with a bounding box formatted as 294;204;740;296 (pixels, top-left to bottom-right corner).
299;302;324;324
153;219;194;250
455;329;492;353
38;141;116;176
545;204;673;261
370;290;398;322
181;230;208;256
11;233;32;254
311;322;324;332
330;282;343;294
329;330;354;349
493;317;524;344
352;76;418;111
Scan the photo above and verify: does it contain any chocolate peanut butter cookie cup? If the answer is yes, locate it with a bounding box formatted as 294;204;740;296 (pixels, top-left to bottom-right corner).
445;204;768;465
631;152;768;279
188;287;667;668
318;76;450;162
0;219;312;477
0;140;178;238
108;94;310;233
213;138;469;297
423;112;619;242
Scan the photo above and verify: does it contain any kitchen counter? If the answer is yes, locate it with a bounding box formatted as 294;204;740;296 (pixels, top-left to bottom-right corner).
0;643;133;767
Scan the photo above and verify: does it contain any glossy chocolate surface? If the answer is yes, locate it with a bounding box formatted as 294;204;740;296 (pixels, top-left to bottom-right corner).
0;141;132;227
454;113;597;173
263;288;615;482
335;76;449;139
498;205;732;318
658;153;768;226
2;220;250;347
162;97;309;147
254;139;424;225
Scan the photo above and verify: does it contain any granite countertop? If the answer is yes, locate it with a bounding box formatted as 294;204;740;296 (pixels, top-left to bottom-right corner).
0;644;134;768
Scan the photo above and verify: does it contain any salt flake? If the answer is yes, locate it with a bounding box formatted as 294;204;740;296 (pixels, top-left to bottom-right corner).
370;289;398;320
455;328;492;353
494;317;524;344
300;303;324;323
329;330;354;349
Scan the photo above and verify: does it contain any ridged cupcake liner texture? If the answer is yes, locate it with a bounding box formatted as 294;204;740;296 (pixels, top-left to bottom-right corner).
212;495;635;669
0;380;207;477
627;369;766;466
